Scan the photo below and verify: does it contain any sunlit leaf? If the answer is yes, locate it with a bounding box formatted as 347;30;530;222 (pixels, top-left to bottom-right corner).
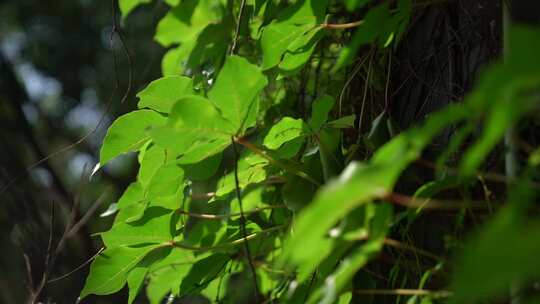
278;27;325;76
100;110;166;165
145;164;184;209
208;55;268;132
137;76;194;113
151;95;235;163
127;267;147;304
80;245;159;298
119;0;151;19
102;207;173;247
263;117;308;149
154;0;222;47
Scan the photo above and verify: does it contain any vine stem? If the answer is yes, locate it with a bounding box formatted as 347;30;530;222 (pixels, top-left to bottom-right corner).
177;205;287;220
231;136;261;301
385;192;492;210
321;20;364;29
353;289;452;298
230;0;247;55
234;136;321;186
383;238;444;262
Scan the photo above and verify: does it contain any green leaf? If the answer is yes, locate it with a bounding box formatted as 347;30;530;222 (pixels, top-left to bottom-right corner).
344;0;370;11
161;41;196;76
307;204;392;303
280;162;390;269
208;56;268;133
318;128;343;180
215;153;268;197
261;23;314;70
145;164;184;209
146;249;194;304
182;152;222;181
164;0;180;6
260;0;328;70
281;104;467;271
127;267;147;304
100;110;166;165
151;95;235;164
450;212;540;303
138;145;167;188
334;4;391;71
137;76;195;113
309;95;335;131
325;115;356;129
365;111;391;150
102;207;173;247
80;245;159;298
278;27;324;76
179;253;229;296
282;174;316;211
119;0;151;19
154;0;222;47
263;117;307;149
117;182;145;209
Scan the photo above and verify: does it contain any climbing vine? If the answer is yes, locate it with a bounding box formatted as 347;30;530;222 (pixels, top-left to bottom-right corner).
82;1;540;303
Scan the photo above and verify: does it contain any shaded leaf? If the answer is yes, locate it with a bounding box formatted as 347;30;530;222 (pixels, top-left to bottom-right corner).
309;95;335;131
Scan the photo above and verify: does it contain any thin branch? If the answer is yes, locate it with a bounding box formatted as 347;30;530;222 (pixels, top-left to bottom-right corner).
28;201;55;304
353;288;452;298
23;253;34;293
383;238;444;262
415;158;540;188
230;0;247;55
386;192;493;210
321;20;364;30
178;205;287;220
231;136;261;300
47;247;105;284
339;52;370;117
65;190;108;240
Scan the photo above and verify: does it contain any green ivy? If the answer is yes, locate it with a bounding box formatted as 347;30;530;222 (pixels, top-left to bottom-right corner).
83;1;540;303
